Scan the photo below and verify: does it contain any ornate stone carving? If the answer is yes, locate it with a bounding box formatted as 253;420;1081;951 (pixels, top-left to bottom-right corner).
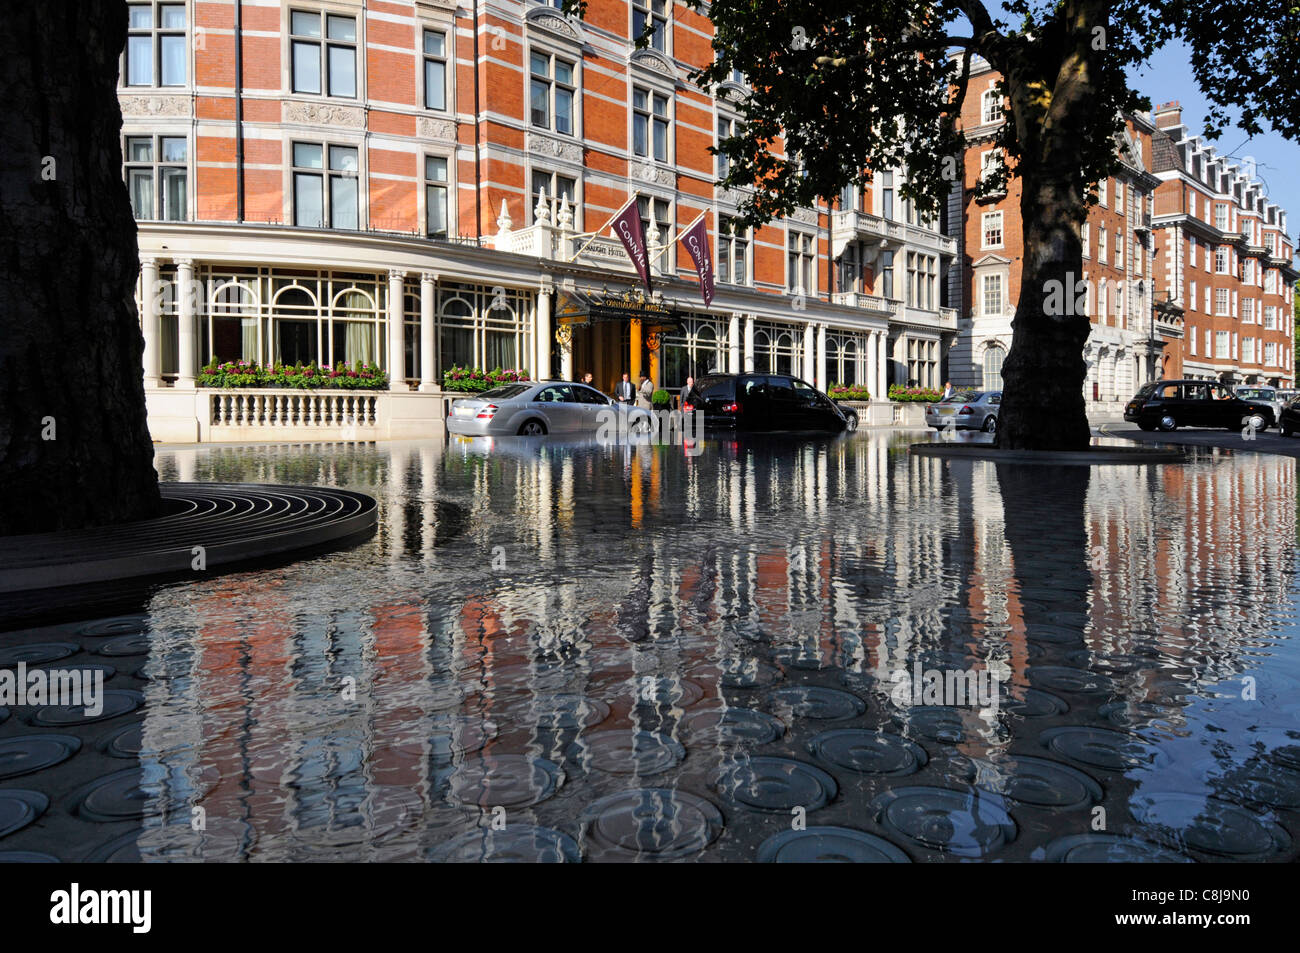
629;49;676;79
632;160;675;188
526;9;583;43
118;94;191;118
281;101;365;128
527;131;583;164
790;207;820;226
555;325;572;350
417;117;457;142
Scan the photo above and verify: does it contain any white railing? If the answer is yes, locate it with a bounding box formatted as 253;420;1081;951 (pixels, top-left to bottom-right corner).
208;389;381;429
832;291;900;315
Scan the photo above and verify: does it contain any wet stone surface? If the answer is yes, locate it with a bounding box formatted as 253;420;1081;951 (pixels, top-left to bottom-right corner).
1;432;1299;861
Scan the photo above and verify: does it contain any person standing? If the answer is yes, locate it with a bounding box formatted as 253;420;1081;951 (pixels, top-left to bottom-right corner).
942;380;954;401
680;375;694;408
581;371;594;388
636;376;654;410
614;373;635;404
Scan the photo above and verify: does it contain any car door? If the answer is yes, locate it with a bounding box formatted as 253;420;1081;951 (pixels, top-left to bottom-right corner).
532;384;581;431
791;377;836;430
765;376;801;431
1178;382;1211;427
573;384;613;431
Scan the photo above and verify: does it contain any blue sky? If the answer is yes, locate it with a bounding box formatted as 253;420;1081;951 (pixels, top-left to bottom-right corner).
1127;40;1300;234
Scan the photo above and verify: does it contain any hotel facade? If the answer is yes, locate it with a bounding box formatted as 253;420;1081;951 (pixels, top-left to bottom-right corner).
120;0;958;442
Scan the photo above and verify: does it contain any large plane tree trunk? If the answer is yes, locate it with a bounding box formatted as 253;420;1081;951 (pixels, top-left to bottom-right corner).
0;2;160;535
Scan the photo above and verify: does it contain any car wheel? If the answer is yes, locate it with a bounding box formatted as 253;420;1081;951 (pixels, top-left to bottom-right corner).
1158;415;1178;432
844;412;859;433
1247;414;1267;432
517;419;547;436
981;415;997;434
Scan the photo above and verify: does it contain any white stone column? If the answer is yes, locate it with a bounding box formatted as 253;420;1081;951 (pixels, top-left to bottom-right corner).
816;324;827;388
728;313;741;373
419;272;438;392
803;322;815;381
743;314;755;372
536;284;553;381
559;330;573;381
175;258;197;388
876;330;888;399
140;256;161;387
388;269;406;391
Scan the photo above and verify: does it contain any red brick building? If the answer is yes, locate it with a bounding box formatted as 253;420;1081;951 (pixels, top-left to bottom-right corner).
1150;102;1296;388
120;0;956;440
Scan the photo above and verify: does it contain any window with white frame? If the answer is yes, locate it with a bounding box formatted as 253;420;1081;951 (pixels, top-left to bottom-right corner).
1204;286;1211;312
1115;231;1123;268
291;10;357;98
125;135;187;221
1098;178;1108;206
1214;203;1228;230
983;344;1005;389
1215;330;1228;359
907;252;938;309
1243;336;1256;363
1205;328;1211;355
881;171;895;218
637;193;670;243
531;51;576;135
1190;325;1197;355
292;142;359;229
1232;332;1238;358
631;0;668;52
788;232;814;294
1243;298;1254;323
125;3;187;87
633;86;669;162
982;273;1003;316
1215;288;1229;315
718;216;750;285
878;250;895;298
423;29;448;111
1264;305;1277;329
981;85;1003;125
1098;229;1108;264
982;211;1003;249
1082;223;1090;258
979;150;1004;192
530;169;576;223
1265;341;1278;366
425;156;449;239
1190;280;1197;311
1244;259;1254;283
1215;246;1228;273
717;115;738;179
1116;181;1125;214
1265;269;1278;294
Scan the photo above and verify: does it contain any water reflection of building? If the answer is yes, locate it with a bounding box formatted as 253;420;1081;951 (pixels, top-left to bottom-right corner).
142;439;1297;857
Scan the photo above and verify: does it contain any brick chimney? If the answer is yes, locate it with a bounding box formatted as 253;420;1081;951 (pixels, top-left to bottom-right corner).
1154;101;1182;130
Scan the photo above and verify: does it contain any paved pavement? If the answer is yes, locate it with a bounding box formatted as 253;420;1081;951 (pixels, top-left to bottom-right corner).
1097;420;1300;458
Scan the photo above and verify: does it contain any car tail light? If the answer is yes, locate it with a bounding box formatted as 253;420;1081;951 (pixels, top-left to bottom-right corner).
475;404;499;419
723;402;741;414
959;405;974;415
682;401;694;413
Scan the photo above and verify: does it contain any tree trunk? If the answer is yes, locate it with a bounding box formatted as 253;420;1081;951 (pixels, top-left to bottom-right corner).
995;161;1092;451
0;3;160;535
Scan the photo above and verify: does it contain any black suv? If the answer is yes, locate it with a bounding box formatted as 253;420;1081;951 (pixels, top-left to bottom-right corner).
1124;380;1275;432
683;374;857;433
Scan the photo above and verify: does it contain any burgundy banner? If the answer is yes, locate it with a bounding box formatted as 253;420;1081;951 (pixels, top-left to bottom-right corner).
681;215;715;306
610;201;653;294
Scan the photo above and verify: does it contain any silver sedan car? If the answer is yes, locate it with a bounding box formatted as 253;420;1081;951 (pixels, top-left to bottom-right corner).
924;389;1002;434
446;381;655;436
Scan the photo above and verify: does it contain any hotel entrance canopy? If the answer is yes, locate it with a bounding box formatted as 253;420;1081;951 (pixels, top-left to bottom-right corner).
554;287;682;334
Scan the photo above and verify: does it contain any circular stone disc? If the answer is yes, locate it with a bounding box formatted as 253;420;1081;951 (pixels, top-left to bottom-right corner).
711;756;838;813
0;789;49;838
808;729;927;777
582;788;724;860
1042;833;1193;863
445;755;565;808
871;786;1016;858
757;826;911;863
769;685;866;721
0;734;82;780
566;730;686;776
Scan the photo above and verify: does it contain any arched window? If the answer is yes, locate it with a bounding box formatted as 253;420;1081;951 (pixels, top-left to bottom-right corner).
773;332;795;376
439;297;475;375
983;344;1005;390
753;330;771;374
694;324;719;377
483;296;518;372
842;339;857;387
330;287;377;366
272;285;319;366
207;280;259;366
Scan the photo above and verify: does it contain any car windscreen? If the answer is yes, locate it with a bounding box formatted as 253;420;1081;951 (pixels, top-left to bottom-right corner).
1134;382;1159;399
475;384;531;400
945;390;982;403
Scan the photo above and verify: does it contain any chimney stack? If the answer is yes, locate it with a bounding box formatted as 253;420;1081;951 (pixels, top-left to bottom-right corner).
1154;101;1182;130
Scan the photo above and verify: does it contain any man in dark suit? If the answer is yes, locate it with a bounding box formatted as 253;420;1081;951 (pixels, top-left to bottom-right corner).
614;373;635;404
680;375;694;408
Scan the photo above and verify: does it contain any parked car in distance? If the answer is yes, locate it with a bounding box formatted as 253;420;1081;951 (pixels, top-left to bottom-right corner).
1233;385;1284;426
1124;380;1274;432
1277;395;1300;437
682;373;856;433
447;381;654;436
924;390;1001;434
